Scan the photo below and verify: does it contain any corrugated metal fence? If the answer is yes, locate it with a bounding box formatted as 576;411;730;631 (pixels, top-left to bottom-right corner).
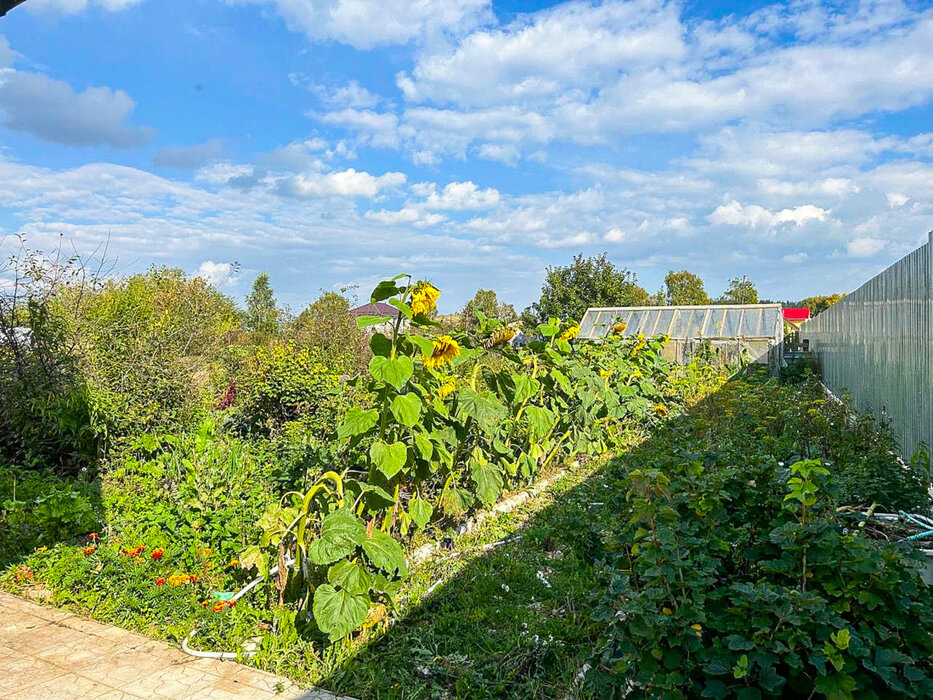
802;232;933;459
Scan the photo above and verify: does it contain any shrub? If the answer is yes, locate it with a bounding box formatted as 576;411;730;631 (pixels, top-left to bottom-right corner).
0;465;100;565
70;267;240;441
588;376;933;698
229;342;350;441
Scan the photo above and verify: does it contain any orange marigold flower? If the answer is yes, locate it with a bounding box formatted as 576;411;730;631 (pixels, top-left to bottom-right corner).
189;574;199;582
167;574;190;587
82;546;97;555
203;548;212;555
155;577;166;586
150;548;165;560
201;600;210;607
88;533;99;541
228;559;239;568
212;602;226;612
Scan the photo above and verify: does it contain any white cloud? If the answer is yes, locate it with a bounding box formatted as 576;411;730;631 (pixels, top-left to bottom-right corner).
708;201;829;228
196;260;237;286
276;168;405;198
0;71;155;148
417;181;500;210
397;0;685;108
312;81;381;108
846;237;887;258
315;2;933;164
154;138;224;169
782;252;808;264
227;0;493;49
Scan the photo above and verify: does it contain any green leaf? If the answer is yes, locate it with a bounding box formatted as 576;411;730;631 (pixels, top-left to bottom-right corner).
538;322;560;337
513;374;541;404
388;298;413;319
524;405;554;441
413;432;434;460
471;459;503;506
370;333;392;357
409;497;433;530
408;334;436;356
369;356;414;389
371;280;404;303
362;529;408;576
370;441;408;479
390;393;423;427
813;672;856;700
338;408;379;440
313;584;370;641
238;545;269;578
327;560;373;596
440;488;475;517
356;314;392;329
456;388;507;430
308;508;366;565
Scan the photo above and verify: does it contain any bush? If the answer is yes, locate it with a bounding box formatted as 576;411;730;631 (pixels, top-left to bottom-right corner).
228;342;350;441
588;375;933;698
70;267;240;441
0;465;100;565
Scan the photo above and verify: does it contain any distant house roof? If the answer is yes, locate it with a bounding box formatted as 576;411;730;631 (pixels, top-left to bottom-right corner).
349;302;398;317
782;307;811;322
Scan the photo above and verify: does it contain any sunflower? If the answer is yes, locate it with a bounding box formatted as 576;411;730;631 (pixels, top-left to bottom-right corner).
559;324;580;342
611;321;628;335
423;335;461;370
437;380;456;399
485;326;516;349
630;333;646;356
411;282;440;316
653;404;668;416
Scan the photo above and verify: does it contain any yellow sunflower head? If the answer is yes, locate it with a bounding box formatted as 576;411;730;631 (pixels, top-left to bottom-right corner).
611;321;628;335
411;281;440;316
423;335;461;370
489;326;516;348
558;324;580;342
631;333;647;356
653;404;668;416
437;380;456;399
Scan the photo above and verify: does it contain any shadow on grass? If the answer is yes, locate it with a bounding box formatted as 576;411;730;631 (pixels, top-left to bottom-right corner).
317;378;735;699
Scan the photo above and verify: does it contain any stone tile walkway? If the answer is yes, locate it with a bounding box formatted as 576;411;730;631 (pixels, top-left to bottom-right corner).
0;592;349;700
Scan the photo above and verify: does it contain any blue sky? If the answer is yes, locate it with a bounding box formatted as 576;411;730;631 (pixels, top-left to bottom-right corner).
0;0;931;313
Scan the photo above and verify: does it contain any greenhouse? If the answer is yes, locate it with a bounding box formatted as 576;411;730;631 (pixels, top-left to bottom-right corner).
578;303;785;372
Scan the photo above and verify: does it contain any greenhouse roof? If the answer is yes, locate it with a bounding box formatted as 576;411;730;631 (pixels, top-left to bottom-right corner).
579;304;784;341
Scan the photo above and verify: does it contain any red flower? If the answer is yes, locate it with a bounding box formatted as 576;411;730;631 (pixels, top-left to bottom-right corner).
201;600;209;607
150;548;165;560
155;577;165;586
189;574;199;582
88;533;99;542
211;602;226;612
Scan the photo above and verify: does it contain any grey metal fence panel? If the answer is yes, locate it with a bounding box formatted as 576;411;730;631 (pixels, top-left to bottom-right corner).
802;232;933;459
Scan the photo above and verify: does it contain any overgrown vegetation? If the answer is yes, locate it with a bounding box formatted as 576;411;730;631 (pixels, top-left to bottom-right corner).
1;239;930;699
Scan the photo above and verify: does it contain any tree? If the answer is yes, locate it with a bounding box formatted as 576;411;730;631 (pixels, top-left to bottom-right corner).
525;253;649;324
799;293;847;316
460;289;518;330
245;272;279;338
664;269;710;306
293;291;368;370
719;276;759;305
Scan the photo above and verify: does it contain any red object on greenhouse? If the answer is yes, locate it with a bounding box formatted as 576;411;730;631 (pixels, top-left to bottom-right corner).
782;308;810;322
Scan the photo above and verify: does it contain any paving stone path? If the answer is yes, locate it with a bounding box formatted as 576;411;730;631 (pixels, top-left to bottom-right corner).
0;592;349;700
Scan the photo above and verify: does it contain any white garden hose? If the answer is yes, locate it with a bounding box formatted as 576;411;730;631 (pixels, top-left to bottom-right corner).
181;555;295;660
